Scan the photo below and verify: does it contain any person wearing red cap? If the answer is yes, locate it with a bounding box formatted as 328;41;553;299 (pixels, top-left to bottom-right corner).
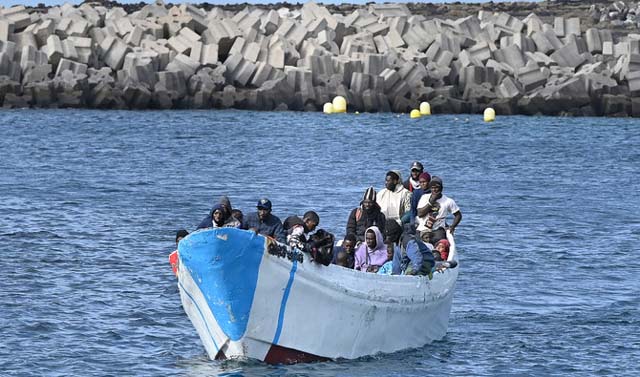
408;172;431;223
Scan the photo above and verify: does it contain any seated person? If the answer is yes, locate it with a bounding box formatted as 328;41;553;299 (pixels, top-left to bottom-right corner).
335;249;350;268
231;209;243;225
346;187;387;244
243;198;287;243
305;229;335;266
379;219;403;275
354;226;388;273
332;233;356;269
197;196;241;229
433;239;451;261
169;229;189;276
392;232;435;276
283;211;320;247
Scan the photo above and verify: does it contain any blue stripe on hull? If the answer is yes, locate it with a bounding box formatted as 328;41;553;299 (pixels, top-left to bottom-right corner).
273;259;298;345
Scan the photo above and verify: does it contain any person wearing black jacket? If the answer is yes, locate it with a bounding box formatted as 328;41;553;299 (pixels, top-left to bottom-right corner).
346;187;387;244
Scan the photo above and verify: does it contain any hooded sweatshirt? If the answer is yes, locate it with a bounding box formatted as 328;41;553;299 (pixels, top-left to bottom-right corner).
197;198;241;229
377;170;412;225
354;226;388;272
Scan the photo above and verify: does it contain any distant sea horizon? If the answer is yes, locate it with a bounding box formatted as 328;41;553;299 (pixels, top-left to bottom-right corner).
4;0;538;8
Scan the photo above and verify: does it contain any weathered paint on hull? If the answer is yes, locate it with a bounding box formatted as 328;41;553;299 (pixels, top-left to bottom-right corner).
176;228;458;364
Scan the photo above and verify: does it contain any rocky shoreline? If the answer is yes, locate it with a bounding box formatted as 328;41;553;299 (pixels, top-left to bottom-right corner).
1;0;640;116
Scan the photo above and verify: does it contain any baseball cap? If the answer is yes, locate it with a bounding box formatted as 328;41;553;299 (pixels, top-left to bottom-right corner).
410;161;424;171
257;198;272;210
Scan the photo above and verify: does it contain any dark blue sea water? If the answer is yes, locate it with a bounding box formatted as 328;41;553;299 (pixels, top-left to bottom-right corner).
1;109;639;376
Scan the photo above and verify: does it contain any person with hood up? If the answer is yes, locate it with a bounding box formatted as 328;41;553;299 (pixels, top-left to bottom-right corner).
354;226;388;273
416;176;462;245
346;187;387;244
377;170;412;226
197;196;241;229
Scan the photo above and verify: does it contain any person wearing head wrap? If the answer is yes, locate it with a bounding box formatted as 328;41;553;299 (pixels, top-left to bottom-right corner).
416;176;462;245
346;187;387;244
434;239;451;261
197;195;241;229
376;170;412;226
409;171;431;222
354;226;388;273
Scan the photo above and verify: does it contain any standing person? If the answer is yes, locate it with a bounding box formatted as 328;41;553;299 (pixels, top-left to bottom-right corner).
377;170;412;226
409;172;431;222
416;176;462;245
243;198;287;243
403;161;424;192
346;187;387;244
354;226;388;273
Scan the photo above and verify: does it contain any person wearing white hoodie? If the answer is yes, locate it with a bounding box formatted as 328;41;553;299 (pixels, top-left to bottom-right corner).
376;170;412;226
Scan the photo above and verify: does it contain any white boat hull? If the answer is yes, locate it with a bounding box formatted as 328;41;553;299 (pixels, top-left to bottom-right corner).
175;228;458;363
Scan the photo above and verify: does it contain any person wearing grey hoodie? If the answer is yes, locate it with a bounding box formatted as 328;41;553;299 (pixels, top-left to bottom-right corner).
376;170;412;226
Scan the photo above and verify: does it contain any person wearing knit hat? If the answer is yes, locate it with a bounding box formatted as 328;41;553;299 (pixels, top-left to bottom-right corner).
376;170;412;227
403;161;425;192
416;176;462;245
346;187;387;244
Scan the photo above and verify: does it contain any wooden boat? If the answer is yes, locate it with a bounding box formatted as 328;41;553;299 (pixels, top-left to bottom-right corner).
170;227;458;364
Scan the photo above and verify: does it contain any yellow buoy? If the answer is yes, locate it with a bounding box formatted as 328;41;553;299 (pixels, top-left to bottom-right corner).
354;111;360;114
332;96;347;113
484;107;496;122
419;102;431;115
410;109;421;119
323;102;334;114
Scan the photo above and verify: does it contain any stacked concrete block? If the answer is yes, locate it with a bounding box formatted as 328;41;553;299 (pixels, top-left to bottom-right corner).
203;19;242;57
554;17;580;38
121;49;159;88
100;37;131;71
550;42;587;69
402;23;433;51
1;6;32;31
531;30;564;54
517;61;548;91
493;44;527;72
55;58;87;77
274;19;308;49
425;42;454;67
523;13;544;36
167;27;201;55
165;53;199;78
46;35;64;67
222;53;256;87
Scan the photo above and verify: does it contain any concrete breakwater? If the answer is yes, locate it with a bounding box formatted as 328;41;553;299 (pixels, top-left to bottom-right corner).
1;1;640;116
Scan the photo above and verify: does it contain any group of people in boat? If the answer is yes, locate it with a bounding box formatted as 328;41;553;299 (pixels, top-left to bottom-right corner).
174;161;462;277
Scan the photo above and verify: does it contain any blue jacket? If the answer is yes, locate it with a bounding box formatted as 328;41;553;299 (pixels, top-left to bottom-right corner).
392;236;435;275
243;212;287;243
410;187;431;222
